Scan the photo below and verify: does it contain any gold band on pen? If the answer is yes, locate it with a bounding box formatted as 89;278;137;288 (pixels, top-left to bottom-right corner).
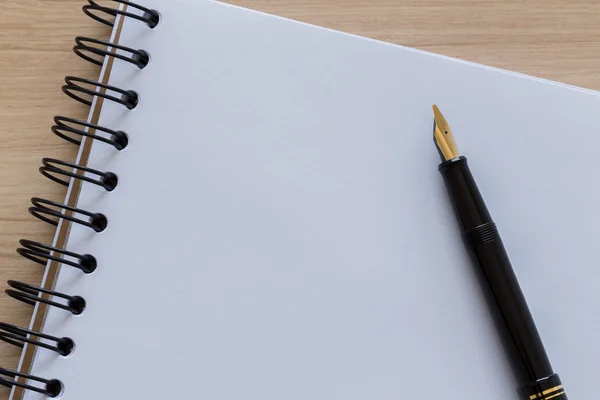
545;391;566;400
528;385;563;399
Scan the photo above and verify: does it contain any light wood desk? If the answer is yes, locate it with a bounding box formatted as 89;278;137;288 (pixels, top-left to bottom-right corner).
0;1;598;397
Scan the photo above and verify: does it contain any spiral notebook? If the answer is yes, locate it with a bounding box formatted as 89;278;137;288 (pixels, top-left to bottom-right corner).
4;0;600;399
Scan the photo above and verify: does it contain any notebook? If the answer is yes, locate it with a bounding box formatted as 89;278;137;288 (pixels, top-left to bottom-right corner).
5;1;600;399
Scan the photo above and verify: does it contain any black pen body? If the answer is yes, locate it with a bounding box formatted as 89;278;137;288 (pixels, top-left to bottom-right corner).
439;156;567;400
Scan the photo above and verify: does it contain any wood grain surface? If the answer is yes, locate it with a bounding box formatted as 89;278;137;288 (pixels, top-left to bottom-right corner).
0;0;598;397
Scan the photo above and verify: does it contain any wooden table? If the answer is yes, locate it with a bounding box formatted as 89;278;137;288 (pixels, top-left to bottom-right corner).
0;1;598;397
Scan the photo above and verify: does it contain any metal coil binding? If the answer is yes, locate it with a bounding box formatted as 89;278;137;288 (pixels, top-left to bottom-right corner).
2;1;159;396
29;197;108;233
0;369;63;398
83;0;160;28
6;281;86;315
51;116;129;150
17;240;98;274
62;76;140;110
74;36;150;68
0;323;75;357
40;158;119;191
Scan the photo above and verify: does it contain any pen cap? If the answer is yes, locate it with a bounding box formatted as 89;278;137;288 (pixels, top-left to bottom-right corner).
438;156;492;234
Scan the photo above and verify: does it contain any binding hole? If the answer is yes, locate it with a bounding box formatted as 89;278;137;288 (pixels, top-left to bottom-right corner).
101;172;119;191
79;254;98;274
112;131;129;150
125;90;140;109
144;10;160;28
45;379;64;398
68;296;87;315
132;49;150;68
57;338;75;357
90;214;108;232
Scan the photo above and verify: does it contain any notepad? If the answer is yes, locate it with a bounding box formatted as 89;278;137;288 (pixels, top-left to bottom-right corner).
8;1;600;399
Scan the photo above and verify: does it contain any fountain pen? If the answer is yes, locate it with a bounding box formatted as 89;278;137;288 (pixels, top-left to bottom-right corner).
432;105;568;400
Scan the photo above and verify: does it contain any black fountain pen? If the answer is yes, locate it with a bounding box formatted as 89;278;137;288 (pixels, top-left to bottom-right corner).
432;105;568;400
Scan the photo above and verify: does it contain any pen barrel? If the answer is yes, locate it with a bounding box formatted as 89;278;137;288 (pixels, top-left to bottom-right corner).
439;157;567;399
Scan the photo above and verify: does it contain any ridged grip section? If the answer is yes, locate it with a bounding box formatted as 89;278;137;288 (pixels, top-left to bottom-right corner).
461;222;500;252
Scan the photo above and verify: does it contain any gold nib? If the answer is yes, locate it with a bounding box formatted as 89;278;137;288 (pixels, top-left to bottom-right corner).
432;105;460;161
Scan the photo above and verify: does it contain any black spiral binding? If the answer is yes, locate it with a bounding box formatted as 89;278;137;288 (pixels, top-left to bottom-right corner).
84;0;160;28
17;240;98;274
74;36;150;69
6;281;86;315
0;369;63;398
0;323;75;357
51;116;129;150
29;197;108;233
40;158;119;191
62;76;140;110
2;1;159;397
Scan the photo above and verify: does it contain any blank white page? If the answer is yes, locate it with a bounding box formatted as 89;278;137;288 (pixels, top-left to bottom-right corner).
21;1;600;399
